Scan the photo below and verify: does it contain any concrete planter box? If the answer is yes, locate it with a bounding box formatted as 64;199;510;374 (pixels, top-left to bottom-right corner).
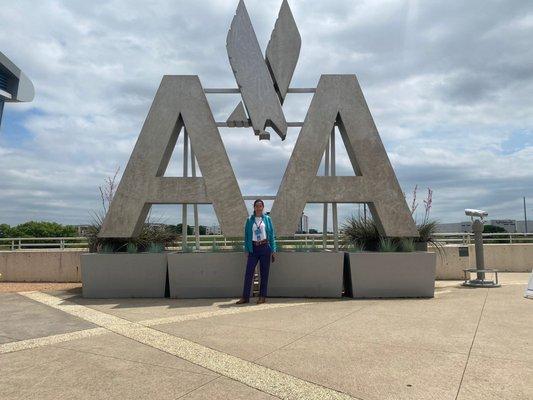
168;252;245;298
268;252;344;298
345;252;436;298
81;253;167;298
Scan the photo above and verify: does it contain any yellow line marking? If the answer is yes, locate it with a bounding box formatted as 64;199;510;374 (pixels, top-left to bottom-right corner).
141;301;312;326
0;299;311;355
0;328;107;354
20;291;356;400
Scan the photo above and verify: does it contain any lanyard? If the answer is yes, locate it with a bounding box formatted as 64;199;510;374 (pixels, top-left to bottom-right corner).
254;217;263;230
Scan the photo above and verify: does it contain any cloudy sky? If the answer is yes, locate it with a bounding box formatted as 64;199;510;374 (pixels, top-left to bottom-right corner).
1;0;532;231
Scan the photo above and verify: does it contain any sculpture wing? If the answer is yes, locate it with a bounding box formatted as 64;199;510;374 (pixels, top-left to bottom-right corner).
226;0;287;139
266;0;301;104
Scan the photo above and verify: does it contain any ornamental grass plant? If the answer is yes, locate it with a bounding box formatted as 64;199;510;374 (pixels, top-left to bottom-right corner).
86;212;178;253
340;216;380;251
86;168;178;253
340;185;443;254
340;216;437;253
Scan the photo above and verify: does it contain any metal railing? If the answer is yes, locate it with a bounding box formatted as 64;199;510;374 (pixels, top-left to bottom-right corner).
432;232;533;245
0;235;334;251
1;232;533;251
0;237;89;251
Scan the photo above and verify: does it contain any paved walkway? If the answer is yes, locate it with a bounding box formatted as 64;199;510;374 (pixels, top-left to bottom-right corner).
0;282;81;293
1;273;531;399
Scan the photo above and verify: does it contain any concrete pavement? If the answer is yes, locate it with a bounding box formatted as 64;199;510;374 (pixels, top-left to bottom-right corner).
0;273;531;399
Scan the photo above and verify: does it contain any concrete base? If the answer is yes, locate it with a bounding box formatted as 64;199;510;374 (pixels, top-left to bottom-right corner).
346;252;436;298
0;250;83;282
168;253;245;298
2;243;533;283
268;252;344;298
81;253;167;298
432;245;470;280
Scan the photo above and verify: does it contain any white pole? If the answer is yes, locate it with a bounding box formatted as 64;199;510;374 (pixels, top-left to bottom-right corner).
191;145;200;250
331;127;338;252
524;197;528;234
323;136;330;249
181;129;189;251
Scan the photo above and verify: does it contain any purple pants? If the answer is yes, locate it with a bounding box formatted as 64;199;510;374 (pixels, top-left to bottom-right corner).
242;242;271;299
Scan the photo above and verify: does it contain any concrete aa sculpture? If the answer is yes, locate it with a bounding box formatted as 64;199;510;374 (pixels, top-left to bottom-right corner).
84;1;437;299
98;0;418;240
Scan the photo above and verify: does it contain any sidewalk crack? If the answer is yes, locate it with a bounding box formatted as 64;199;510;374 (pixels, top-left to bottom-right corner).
454;289;489;400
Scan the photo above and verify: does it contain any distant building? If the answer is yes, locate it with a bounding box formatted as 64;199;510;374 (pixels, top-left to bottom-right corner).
297;212;308;233
438;219;533;233
436;222;472;233
76;225;91;236
206;225;221;235
147;222;167;229
516;221;533;233
488;219;516;233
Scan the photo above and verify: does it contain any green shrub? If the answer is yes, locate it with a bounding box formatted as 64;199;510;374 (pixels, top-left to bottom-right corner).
181;243;193;253
379;238;398;252
101;243;115;253
0;221;77;238
417;220;438;243
87;214;177;254
147;242;165;253
87;169;178;253
399;238;415;252
341;214;445;254
294;243;307;252
483;225;506;233
340;216;380;251
342;243;363;252
231;241;244;252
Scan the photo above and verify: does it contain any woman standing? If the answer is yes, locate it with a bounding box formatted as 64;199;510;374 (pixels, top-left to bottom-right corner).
236;199;277;304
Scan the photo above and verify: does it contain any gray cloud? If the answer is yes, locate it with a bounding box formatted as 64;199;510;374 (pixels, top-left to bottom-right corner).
1;0;533;230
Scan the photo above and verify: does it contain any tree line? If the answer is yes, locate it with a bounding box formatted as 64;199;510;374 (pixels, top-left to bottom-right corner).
0;221;212;238
0;221;78;238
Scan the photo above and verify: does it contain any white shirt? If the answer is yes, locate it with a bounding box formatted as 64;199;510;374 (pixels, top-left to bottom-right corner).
252;216;267;241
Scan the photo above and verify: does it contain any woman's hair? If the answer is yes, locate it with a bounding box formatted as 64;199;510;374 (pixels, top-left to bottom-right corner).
253;199;264;207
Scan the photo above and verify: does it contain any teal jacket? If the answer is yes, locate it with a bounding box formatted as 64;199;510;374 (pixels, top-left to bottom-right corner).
244;214;277;253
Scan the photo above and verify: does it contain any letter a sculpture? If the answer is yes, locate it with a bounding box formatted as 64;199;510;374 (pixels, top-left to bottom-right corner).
99;0;418;239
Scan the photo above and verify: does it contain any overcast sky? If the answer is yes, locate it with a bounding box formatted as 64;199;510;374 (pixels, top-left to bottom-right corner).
1;0;532;230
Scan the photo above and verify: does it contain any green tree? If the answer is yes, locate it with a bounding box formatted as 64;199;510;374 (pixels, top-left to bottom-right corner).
8;221;77;238
0;224;12;238
483;225;506;233
174;224;194;235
